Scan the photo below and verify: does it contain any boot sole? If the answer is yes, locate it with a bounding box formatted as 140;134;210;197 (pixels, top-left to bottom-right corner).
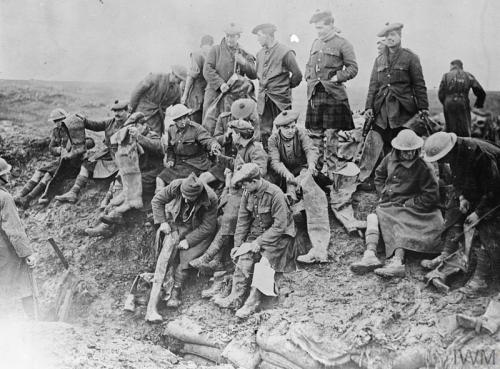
350;263;383;275
374;270;406;278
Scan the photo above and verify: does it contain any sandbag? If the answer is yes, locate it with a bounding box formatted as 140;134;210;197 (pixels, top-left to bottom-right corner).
256;329;323;369
259;351;303;369
164;317;225;349
182;353;214;366
259;360;286;369
180;343;223;363
222;339;261;369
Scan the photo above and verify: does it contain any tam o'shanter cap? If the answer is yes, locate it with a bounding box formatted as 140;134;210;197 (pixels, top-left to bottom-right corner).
232;162;261;186
172;65;188;81
252;23;277;35
224;22;243;35
377;22;403;37
229;119;254;133
180;173;204;200
309;9;333;24
274;110;300;127
111;100;129;111
231;98;256;119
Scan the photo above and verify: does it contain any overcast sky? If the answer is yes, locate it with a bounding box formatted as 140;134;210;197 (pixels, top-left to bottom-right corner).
0;0;498;90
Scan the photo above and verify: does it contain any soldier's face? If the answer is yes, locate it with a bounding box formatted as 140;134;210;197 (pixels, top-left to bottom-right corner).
377;40;386;53
314;21;333;38
399;149;417;161
385;31;401;48
242;179;259;193
226;33;240;48
256;31;269;47
175;116;189;129
114;109;128;121
279;122;297;139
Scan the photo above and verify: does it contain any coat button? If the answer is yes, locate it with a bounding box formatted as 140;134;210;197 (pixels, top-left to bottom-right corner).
387;84;391;87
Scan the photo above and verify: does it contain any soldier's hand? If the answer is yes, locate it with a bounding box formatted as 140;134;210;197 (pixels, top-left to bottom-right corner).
26;254;37;268
459;196;470;214
220;83;230;93
128;126;139;139
159;222;171;234
250;241;260;253
330;74;338;83
211;143;222;155
165;160;174;168
419;109;430;117
465;212;479;227
234;53;247;66
364;109;374;120
307;165;318;176
285;172;297;184
178;239;189;250
180;95;187;105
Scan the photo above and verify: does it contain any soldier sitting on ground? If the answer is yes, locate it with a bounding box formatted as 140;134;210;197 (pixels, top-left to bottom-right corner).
350;129;444;278
213;163;296;318
55;100;129;204
15;108;93;208
151;173;218;309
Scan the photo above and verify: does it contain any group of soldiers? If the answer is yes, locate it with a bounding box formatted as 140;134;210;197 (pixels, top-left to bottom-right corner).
2;9;500;331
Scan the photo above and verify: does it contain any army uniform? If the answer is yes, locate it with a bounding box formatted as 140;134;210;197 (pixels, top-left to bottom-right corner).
438;61;486;137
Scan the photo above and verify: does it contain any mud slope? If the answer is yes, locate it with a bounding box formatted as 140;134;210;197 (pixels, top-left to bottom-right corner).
2;80;500;369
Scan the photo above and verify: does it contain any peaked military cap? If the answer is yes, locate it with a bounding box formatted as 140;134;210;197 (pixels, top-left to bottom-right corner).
231;98;256;119
274;110;300;127
224;22;243;35
229;119;254;133
309;9;333;24
252;23;277;35
111;100;129;111
377;22;404;37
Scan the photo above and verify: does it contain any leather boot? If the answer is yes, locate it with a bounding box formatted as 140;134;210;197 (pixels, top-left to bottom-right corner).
374;257;405;278
235;287;262;319
85;222;115;237
55;175;88;203
14;179;38;206
421;254;445;270
421;225;460;269
100;209;125;225
457;299;500;335
213;268;248;309
16;180;47;209
202;271;227;299
166;287;182;308
350;247;383;275
459;248;489;295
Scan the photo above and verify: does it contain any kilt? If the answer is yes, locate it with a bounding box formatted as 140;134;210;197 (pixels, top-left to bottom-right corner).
305;88;354;131
158;162;204;185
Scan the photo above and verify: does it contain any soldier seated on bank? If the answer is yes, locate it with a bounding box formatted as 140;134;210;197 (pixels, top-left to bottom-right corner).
55;100;130;204
267;110;321;202
213;163;296;318
156;104;221;191
350;130;444;278
15;108;93;209
85;113;163;237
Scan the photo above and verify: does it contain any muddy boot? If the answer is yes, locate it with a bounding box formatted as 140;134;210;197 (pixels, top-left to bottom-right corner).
100;209;125;225
235;287;262;319
14;179;38;206
432;278;450;294
457;298;500;335
421;255;446;270
17;180;48;209
55;175;88;203
214;268;248;310
350;248;383;275
85;222;115;237
459;248;489;295
202;271;227;299
374;257;405;278
166;287;182;308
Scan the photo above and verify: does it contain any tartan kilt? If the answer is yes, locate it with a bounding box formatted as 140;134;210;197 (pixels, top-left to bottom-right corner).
305;90;354;131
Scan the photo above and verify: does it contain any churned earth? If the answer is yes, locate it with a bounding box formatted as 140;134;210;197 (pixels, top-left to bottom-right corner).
1;79;500;369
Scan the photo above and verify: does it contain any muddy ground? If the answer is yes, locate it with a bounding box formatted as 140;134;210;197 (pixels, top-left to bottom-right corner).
1;80;500;369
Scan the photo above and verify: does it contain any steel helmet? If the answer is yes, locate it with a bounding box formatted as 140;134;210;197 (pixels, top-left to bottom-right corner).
171;65;188;81
48;108;68;123
166;104;192;121
391;129;424;151
0;158;12;177
423;132;457;162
